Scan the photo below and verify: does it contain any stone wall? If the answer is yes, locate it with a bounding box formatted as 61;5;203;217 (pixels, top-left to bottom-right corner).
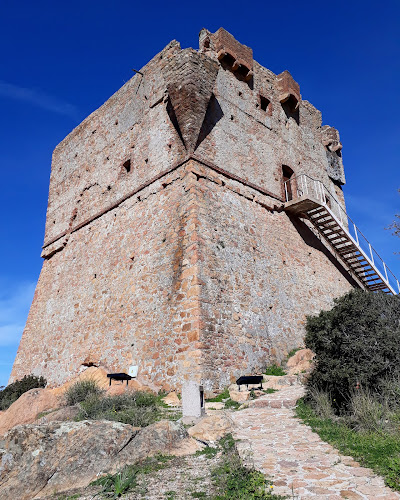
11;29;354;392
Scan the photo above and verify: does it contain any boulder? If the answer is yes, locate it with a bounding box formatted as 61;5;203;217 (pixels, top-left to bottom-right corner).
228;385;251;403
188;412;233;444
35;405;80;424
0;420;136;500
286;348;315;376
263;375;300;390
120;420;203;461
162;391;181;407
0;388;59;436
0;419;199;499
205;402;225;410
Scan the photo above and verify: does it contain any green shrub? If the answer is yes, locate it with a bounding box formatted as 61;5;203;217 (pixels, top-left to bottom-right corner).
64;379;104;406
0;374;47;410
305;289;400;411
264;364;286;376
78;391;161;427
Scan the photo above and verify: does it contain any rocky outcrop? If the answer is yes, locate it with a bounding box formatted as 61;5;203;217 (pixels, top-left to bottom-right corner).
286;348;315;376
119;420;203;461
0;419;199;499
188;412;233;444
35;405;80;425
162;391;181;407
0;388;59;436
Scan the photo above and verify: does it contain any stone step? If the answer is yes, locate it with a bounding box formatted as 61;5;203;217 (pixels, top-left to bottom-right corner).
248;396;299;409
246;386;305;410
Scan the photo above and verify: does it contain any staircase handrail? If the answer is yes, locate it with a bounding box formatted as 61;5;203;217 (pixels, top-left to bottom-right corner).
284;173;400;294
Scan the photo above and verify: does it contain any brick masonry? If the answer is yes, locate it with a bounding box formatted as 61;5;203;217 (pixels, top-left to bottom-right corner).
11;28;354;393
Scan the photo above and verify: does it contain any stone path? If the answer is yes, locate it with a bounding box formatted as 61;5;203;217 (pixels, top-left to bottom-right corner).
231;386;400;499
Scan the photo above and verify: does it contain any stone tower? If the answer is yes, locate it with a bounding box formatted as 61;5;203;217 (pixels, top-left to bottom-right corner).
11;28;357;393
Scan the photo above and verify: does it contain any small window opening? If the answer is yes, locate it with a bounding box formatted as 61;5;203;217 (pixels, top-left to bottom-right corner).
325;195;331;208
282;165;294;201
260;95;270;112
220;52;236;68
123;159;131;173
115;119;118;125
236;64;250;77
282;95;299;125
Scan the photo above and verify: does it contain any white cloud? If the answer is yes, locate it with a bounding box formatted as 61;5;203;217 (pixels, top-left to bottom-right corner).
0;80;79;120
0;282;36;346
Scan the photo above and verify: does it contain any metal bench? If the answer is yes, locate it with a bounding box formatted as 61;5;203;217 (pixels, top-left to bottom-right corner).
107;373;132;386
236;375;263;391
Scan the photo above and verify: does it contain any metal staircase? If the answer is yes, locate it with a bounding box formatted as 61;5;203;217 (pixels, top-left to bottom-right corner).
284;174;399;295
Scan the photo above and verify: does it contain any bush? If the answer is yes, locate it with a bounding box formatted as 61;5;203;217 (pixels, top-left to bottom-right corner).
305;289;400;411
64;379;104;406
0;374;47;410
78;391;161;427
264;364;286;376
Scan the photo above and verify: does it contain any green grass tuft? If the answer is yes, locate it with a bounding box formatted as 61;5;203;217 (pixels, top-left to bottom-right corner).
296;398;400;491
286;347;301;359
211;434;286;499
207;388;230;403
64;379;103;406
92;454;175;497
264;364;286;376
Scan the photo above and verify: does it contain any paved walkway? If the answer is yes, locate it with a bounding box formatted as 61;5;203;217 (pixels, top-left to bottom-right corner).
231;386;400;499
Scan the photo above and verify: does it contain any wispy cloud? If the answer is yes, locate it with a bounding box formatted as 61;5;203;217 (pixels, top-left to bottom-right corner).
0;80;79;119
0;281;36;347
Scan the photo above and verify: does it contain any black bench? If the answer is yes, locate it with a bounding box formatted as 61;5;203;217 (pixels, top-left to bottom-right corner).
107;373;132;386
236;375;263;391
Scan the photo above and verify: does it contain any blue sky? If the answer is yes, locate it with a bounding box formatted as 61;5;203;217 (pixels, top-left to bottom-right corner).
0;0;399;387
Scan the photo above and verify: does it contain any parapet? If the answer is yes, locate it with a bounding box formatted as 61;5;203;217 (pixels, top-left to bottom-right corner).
199;27;253;81
275;70;301;110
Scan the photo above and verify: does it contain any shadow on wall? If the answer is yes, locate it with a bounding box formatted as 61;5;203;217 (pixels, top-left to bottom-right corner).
288;214;360;289
195;95;224;150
